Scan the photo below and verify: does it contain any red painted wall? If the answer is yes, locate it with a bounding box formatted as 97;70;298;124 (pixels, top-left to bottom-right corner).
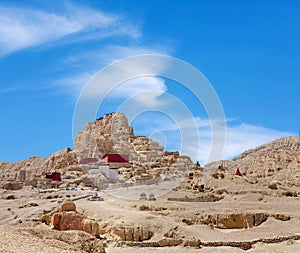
45;172;61;181
102;154;129;163
52;172;61;181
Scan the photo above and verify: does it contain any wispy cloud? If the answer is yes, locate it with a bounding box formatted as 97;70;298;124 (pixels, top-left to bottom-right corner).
0;3;140;56
53;72;94;96
55;45;171;102
110;77;167;107
92;45;172;65
63;45;170;71
55;73;168;107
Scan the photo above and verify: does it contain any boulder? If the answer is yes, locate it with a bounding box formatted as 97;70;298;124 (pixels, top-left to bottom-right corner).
268;182;278;190
6;194;16;200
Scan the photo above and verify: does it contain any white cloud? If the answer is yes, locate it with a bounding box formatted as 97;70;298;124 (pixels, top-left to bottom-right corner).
57;47;172;105
109;77;167;107
95;45;171;65
55;73;167;107
55;44;171;98
0;3;140;56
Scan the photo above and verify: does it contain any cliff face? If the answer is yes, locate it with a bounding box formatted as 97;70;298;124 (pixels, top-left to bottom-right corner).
74;112;195;183
74;112;164;163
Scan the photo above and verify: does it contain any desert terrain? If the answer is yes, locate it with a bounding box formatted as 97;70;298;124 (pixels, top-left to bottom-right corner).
1;178;300;252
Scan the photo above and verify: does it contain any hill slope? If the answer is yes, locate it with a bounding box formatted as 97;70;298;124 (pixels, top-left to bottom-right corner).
202;136;300;188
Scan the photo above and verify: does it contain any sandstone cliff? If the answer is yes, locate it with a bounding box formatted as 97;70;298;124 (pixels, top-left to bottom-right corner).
74;112;195;184
74;112;168;163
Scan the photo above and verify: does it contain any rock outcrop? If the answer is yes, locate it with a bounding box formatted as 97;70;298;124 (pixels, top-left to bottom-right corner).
74;112;196;184
74;113;135;160
48;199;99;237
74;113;164;162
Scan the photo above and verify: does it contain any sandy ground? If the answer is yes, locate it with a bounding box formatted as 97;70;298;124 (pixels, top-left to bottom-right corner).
0;226;79;253
0;176;300;252
103;176;184;200
106;241;300;253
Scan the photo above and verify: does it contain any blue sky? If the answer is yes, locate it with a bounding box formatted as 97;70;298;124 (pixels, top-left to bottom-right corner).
0;0;299;164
